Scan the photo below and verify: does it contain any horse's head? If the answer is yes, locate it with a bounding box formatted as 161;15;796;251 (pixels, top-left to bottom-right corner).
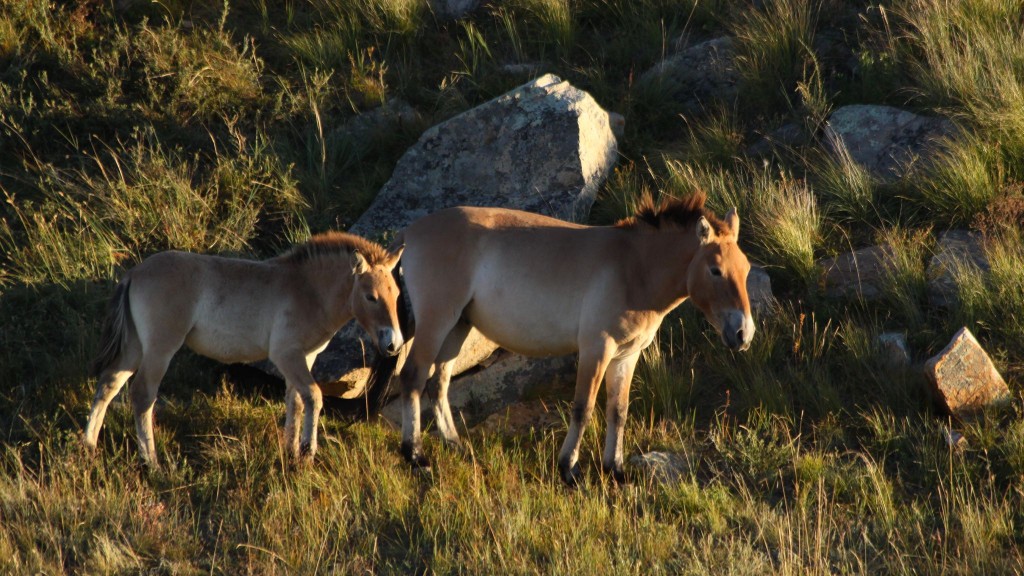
686;208;755;351
350;245;405;356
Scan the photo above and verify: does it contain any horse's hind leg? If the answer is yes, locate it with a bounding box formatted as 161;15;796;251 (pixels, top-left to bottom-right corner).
130;350;175;468
601;352;640;484
85;370;134;450
557;338;614;487
84;342;141;450
430;321;473;449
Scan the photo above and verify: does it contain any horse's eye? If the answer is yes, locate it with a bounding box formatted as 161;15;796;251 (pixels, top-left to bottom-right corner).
365;294;379;303
710;266;723;277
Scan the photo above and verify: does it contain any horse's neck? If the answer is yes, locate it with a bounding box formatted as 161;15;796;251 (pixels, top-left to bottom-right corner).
632;229;700;313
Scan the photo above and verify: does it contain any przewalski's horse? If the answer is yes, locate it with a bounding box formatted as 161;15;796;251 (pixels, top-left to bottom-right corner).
394;192;754;486
84;232;405;467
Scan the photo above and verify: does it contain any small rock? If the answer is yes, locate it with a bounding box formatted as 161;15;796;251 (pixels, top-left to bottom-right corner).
331;99;421;157
501;63;543;77
824;105;956;183
877;332;910;368
927;230;989;308
628;451;691;484
925;327;1011;419
429;0;479;20
818;245;895;300
747;123;809;157
638;37;739;117
943;427;968;452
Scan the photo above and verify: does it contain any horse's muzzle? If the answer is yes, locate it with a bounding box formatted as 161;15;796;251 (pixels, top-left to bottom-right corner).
378;328;403;356
721;311;755;351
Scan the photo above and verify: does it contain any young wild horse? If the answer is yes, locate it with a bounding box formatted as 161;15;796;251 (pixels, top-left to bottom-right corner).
84;232;404;467
394;192;754;486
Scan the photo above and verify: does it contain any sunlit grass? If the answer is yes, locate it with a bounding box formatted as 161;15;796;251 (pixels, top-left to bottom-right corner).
0;0;1023;572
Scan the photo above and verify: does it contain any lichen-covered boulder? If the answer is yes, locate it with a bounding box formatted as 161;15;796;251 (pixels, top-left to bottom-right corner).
824;105;956;182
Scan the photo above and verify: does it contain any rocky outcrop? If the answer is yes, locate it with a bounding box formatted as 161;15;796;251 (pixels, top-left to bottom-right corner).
927;230;988;308
925;327;1011;419
824;105;956;182
296;74;618;396
638;37;739;117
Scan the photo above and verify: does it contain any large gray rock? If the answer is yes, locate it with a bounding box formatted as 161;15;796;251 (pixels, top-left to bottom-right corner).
380;351;577;428
306;74;618;396
638;37;739;117
927;230;988;308
824;105;956;182
350;73;618;239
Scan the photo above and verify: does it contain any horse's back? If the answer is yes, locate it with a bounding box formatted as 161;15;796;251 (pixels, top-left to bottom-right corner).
402;207;625;356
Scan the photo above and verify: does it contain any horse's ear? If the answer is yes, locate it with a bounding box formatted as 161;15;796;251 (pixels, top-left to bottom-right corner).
385;244;404;272
725;207;740;237
696;216;715;245
350;250;370;275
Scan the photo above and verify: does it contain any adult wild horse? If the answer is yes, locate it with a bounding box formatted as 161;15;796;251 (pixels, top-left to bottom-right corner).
394;192;754;485
85;232;404;467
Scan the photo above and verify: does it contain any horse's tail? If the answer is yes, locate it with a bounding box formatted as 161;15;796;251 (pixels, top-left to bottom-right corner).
362;246;413;417
90;278;132;377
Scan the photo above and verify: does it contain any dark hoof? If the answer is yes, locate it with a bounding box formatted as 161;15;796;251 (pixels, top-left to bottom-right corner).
604;465;628;485
401;441;430;469
411;461;434;481
444;439;468;457
559;461;583;488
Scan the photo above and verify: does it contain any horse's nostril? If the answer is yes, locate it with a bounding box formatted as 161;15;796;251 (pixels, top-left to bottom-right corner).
736;328;744;343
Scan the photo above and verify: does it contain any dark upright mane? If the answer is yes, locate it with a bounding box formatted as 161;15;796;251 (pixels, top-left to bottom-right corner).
273;231;391;265
615;191;728;234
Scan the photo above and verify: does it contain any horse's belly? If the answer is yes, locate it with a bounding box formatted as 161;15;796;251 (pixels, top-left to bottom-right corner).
185;327;267;364
466;299;579;357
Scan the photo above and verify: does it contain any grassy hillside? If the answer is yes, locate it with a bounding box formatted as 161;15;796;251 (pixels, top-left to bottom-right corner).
1;0;1023;572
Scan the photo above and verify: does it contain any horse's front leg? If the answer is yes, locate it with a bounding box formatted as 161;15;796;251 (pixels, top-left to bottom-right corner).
602;351;641;484
272;351;322;463
557;338;614;487
283;382;303;458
